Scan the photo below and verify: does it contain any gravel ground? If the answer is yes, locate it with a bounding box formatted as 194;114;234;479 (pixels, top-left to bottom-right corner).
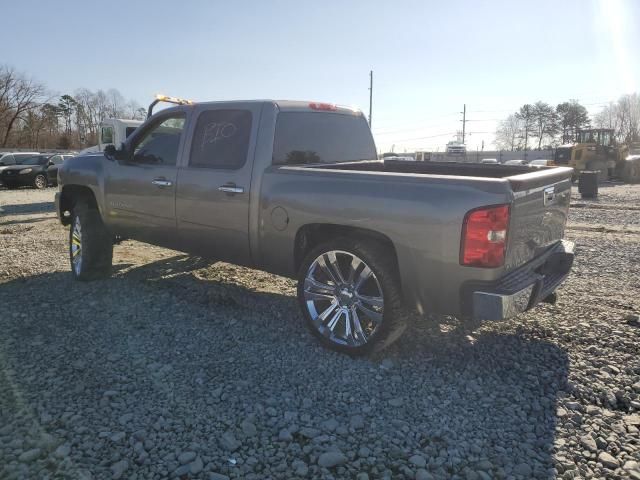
0;185;639;480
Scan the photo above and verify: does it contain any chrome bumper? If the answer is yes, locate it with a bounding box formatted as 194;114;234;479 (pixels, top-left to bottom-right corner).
472;240;575;321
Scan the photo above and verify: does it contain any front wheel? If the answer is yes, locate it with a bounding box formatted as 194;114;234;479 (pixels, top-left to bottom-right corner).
69;202;113;281
297;238;407;355
33;174;47;189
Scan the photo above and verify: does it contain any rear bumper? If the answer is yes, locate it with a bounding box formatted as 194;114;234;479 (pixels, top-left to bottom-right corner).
469;240;574;321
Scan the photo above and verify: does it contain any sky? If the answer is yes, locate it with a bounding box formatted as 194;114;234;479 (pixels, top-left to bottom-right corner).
2;0;639;152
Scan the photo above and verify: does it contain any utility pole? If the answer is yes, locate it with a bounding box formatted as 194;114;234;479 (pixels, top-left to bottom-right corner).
368;70;373;127
460;104;466;144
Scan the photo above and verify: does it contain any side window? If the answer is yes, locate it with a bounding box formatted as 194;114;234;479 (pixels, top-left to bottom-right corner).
101;126;114;144
189;109;252;169
132;115;185;166
1;155;15;165
54;155;64;165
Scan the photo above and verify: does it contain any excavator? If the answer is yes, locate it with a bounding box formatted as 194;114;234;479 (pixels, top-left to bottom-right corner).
555;128;640;183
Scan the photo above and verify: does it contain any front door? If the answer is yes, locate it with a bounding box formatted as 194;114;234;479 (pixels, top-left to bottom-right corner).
176;104;260;265
104;111;188;247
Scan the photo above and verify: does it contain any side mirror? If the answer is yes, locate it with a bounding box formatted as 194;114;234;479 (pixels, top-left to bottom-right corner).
104;144;117;160
105;143;127;162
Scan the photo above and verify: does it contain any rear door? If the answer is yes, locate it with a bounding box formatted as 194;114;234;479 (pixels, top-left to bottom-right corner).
176;103;261;265
104;109;188;247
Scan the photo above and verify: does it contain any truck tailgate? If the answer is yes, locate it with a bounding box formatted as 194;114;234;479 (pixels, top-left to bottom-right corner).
504;167;573;270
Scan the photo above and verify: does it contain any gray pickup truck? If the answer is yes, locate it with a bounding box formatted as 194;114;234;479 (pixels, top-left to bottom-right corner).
56;100;575;354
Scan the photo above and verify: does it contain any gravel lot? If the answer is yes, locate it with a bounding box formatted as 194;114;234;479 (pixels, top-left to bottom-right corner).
0;184;639;480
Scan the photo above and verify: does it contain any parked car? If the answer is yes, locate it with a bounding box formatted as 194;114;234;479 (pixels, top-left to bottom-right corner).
480;158;498;164
56;99;575;355
0;152;40;179
46;154;75;186
504;159;528;166
1;154;54;189
529;159;555;167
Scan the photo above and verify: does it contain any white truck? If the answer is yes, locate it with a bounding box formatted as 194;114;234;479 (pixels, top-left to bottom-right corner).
79;118;143;155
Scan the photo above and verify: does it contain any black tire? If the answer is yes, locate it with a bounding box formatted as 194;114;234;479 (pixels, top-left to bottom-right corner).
33;174;47;189
297;237;407;355
69;201;113;281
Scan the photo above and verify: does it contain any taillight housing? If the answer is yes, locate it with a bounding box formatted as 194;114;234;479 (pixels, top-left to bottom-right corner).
460;204;510;268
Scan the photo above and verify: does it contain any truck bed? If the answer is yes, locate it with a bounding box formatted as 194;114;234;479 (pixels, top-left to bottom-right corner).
306;159;572;191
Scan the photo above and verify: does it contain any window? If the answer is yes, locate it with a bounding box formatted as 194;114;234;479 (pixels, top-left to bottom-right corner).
125;127;138;138
132;115;185;166
18;155;49;166
101;126;114;144
14;154;38;164
273;112;376;165
52;155;64;165
189;110;252;169
0;155;15;166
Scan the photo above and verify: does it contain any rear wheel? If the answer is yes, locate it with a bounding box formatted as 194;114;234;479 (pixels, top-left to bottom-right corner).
297;238;407;355
69;201;113;281
33;174;47;189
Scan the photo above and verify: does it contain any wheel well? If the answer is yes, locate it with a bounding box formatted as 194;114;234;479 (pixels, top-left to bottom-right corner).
59;185;98;225
294;223;400;275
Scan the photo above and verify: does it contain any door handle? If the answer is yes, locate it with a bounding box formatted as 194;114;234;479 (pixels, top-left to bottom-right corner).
218;183;244;194
152;178;173;187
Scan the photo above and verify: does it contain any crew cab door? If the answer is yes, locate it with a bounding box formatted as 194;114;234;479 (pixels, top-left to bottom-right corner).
103;110;188;247
176;103;260;265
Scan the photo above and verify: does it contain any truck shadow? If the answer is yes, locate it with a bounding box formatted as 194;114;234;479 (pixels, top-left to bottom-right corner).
0;257;568;479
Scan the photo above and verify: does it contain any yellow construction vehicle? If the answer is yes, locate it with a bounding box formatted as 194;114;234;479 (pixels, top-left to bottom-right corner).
559;128;639;183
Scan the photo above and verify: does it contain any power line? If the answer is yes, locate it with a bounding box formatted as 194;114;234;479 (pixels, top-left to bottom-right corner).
372;112;460;132
461;104;466;143
381;131;457;143
368;70;373;127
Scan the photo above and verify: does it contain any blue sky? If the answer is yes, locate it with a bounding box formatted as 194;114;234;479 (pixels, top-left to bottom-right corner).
2;0;638;152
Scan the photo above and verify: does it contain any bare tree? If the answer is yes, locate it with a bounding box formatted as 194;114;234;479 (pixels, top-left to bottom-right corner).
530;101;559;149
495;114;522;151
0;66;46;147
593;94;640;144
515;104;537;156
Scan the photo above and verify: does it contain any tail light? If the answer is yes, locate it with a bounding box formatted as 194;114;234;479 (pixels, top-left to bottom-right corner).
309;102;337;111
460;204;510;268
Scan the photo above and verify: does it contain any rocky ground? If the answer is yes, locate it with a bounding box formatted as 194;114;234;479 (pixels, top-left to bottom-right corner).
0;183;639;480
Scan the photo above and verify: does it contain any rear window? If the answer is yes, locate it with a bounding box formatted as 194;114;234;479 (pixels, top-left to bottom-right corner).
273;112;376;165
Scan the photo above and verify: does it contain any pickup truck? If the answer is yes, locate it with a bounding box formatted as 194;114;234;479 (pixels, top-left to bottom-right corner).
55;100;575;355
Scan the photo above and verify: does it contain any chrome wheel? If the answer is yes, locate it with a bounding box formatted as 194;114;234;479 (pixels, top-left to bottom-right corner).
303;250;384;347
34;175;46;189
71;216;82;276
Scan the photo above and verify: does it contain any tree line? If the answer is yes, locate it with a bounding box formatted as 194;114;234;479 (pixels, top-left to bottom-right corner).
0;65;146;150
495;94;640;151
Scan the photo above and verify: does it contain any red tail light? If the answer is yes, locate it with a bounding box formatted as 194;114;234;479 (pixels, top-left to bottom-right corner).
460;204;510;268
309;102;337;111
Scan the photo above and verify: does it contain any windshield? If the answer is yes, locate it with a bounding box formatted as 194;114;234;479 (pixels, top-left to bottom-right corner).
273;112;376;165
